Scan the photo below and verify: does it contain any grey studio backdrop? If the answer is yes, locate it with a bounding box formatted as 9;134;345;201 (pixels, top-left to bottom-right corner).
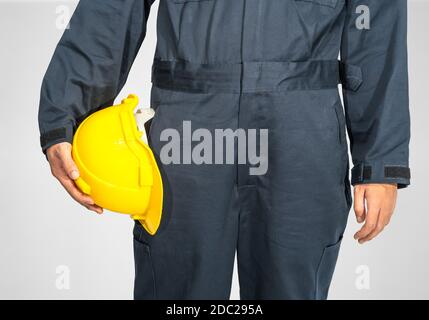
0;0;427;300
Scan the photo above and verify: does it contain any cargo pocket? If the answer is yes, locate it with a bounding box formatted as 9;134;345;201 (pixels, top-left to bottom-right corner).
315;236;343;300
133;231;156;300
294;0;339;8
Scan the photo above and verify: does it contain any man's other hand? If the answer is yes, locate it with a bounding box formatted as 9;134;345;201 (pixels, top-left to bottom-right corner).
353;184;398;244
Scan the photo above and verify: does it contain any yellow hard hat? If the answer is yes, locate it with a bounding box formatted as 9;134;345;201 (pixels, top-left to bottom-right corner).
72;94;163;235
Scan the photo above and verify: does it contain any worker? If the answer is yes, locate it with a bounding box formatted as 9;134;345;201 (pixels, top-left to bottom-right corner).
39;0;410;299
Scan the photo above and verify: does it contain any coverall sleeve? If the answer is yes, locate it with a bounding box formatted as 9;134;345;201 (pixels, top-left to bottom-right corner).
38;0;155;154
341;0;411;188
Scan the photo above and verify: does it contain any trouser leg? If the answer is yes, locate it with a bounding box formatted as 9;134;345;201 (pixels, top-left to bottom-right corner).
133;88;240;299
237;90;352;300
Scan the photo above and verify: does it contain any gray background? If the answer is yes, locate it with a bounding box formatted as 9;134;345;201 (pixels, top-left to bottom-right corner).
0;0;427;299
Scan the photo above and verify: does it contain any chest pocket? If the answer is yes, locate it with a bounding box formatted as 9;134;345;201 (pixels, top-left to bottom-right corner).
294;0;339;8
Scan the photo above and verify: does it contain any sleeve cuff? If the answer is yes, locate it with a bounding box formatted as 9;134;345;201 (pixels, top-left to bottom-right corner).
40;125;75;156
351;162;411;189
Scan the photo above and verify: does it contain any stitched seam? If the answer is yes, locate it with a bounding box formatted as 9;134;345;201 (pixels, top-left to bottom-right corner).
314;247;326;299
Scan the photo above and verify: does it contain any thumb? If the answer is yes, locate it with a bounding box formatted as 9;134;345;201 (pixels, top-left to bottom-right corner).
60;148;80;180
354;186;366;223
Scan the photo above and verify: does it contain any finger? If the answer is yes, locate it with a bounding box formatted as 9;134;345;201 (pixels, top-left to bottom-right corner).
359;208;390;243
62;178;103;214
360;197;395;243
58;149;80;180
84;203;104;215
354;187;366;223
57;176;95;206
48;152;66;177
354;199;381;242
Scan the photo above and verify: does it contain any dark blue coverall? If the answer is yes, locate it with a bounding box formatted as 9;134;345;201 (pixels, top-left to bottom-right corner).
38;0;410;299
